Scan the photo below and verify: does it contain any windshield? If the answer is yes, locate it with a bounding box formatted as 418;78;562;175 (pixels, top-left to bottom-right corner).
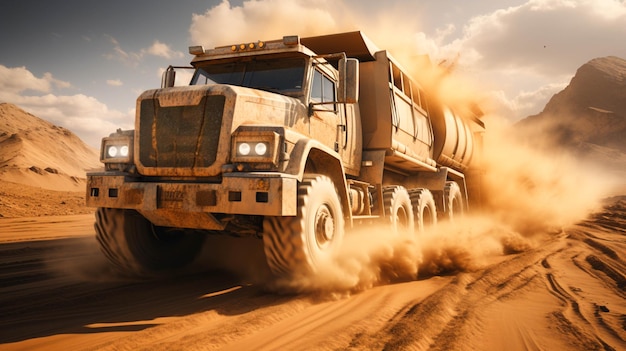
191;58;305;95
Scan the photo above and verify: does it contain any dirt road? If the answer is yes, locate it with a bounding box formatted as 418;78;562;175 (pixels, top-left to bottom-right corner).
1;199;625;351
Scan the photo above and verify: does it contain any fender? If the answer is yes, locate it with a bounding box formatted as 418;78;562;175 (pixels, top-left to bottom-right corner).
284;137;352;224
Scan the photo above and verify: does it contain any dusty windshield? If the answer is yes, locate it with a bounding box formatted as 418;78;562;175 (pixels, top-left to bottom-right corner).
191;58;305;95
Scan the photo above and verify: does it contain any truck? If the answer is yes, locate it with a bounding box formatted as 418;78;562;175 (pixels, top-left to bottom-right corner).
86;31;485;277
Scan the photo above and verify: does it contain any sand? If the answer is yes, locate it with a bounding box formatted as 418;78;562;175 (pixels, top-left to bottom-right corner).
0;103;101;193
0;181;92;218
0;197;624;351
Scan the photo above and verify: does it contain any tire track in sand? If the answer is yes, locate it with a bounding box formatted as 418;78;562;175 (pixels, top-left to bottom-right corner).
344;218;626;351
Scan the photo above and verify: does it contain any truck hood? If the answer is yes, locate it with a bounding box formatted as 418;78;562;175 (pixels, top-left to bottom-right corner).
135;84;305;177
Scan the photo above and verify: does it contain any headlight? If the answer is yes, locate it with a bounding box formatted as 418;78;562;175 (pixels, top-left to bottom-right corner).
100;130;134;164
107;146;118;158
254;142;267;156
231;130;280;166
236;142;269;157
238;143;251;156
106;145;130;158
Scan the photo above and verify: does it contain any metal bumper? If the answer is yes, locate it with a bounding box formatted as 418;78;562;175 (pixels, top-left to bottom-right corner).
86;172;298;229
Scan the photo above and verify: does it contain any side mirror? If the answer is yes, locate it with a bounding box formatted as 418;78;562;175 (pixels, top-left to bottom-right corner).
161;66;176;88
338;58;359;103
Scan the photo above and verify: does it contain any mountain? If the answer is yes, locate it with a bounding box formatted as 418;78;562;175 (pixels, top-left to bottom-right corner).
516;56;626;171
0;103;101;191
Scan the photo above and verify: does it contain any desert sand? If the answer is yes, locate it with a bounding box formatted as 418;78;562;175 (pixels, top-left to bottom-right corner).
0;103;101;194
0;197;624;351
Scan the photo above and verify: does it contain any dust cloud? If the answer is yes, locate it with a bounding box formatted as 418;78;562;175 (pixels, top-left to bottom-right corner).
479;116;614;235
268;217;534;296
268;116;613;295
268;227;421;297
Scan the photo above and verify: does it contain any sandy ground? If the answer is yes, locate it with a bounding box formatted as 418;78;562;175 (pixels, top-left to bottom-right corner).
0;181;93;218
0;197;624;351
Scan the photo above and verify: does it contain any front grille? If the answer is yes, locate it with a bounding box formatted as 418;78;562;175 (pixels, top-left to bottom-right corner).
139;95;225;168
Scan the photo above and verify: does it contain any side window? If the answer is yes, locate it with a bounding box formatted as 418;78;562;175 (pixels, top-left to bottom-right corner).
323;74;335;102
311;69;336;104
311;70;323;102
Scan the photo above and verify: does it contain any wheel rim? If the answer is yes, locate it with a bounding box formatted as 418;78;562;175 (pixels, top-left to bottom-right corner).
314;204;335;249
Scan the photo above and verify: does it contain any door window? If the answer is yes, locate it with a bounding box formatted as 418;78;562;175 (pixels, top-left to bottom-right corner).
311;69;336;104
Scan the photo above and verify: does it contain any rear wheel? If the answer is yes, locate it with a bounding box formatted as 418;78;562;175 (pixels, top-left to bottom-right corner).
409;188;437;232
444;181;464;221
95;208;205;277
382;186;414;235
263;175;344;276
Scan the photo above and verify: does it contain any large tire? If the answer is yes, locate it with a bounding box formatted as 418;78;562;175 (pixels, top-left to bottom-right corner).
95;208;205;277
263;175;344;276
382;186;414;235
409;188;437;232
443;181;464;221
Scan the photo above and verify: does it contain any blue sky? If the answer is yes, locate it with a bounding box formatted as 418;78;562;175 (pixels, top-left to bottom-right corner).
1;0;624;147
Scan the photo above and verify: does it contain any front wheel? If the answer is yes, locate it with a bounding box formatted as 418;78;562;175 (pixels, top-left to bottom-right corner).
263;175;344;276
95;208;205;277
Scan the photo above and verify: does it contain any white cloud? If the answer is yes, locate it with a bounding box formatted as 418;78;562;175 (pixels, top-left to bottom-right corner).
189;0;342;48
142;40;184;59
412;0;626;120
0;65;133;147
427;0;626;75
465;0;624;75
106;79;123;86
0;65;70;93
512;82;567;115
104;35;184;66
485;81;567;120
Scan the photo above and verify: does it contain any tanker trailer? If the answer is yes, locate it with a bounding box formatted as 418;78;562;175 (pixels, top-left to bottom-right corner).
86;31;484;278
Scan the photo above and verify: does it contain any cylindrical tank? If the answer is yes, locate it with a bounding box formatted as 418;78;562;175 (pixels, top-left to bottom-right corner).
431;105;477;172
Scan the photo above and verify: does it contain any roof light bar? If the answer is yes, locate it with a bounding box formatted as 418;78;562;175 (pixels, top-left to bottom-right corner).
230;41;268;52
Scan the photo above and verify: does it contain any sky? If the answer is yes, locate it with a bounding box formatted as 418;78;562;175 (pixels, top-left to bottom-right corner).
0;0;624;147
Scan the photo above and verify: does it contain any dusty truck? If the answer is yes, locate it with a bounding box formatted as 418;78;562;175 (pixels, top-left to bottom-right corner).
86;31;485;277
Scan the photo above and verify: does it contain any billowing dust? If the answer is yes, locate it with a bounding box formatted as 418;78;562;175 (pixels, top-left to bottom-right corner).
267;219;531;296
267;118;614;295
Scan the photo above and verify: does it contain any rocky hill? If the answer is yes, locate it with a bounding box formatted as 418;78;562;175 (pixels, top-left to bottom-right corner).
516;56;626;172
0;103;101;191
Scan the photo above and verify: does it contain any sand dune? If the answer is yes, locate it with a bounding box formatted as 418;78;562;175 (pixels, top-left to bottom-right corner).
0;103;100;192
